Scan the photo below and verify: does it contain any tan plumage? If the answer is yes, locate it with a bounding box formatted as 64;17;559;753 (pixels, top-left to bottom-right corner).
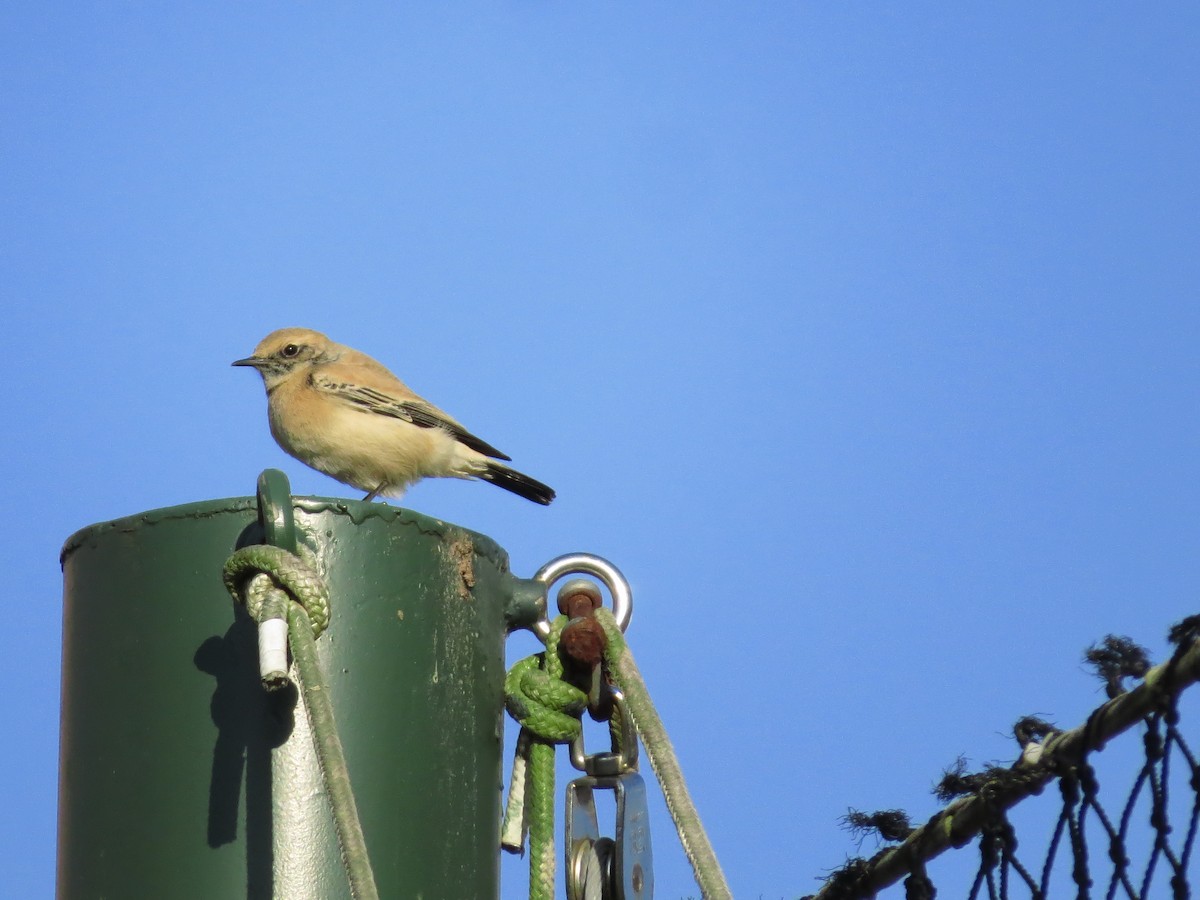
233;327;555;505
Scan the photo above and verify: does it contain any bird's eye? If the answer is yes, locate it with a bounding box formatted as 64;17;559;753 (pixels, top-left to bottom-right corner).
281;344;301;358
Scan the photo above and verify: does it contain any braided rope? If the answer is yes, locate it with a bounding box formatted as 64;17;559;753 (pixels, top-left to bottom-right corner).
596;607;733;900
502;617;588;900
223;544;330;636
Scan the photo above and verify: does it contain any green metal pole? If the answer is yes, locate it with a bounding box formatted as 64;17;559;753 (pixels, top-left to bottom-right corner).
57;471;544;899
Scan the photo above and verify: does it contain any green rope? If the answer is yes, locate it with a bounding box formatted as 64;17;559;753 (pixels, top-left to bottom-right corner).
502;616;588;900
223;545;380;900
223;544;330;635
596;607;733;900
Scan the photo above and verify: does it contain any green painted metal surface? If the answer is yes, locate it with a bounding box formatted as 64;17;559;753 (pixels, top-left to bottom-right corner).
58;474;544;899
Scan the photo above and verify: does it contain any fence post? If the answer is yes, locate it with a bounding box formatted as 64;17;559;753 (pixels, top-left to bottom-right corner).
57;472;543;899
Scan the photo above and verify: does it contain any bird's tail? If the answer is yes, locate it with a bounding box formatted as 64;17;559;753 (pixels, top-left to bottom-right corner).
480;462;556;505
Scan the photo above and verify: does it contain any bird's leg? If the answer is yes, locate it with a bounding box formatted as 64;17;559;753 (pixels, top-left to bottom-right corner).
362;484;385;503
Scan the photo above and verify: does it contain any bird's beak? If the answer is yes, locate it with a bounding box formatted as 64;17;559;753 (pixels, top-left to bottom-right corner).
232;356;266;368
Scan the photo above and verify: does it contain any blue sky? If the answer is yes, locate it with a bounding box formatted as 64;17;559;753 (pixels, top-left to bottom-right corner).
4;5;1199;898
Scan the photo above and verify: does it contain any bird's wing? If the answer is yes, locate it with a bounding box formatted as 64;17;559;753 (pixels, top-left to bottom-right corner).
310;372;512;461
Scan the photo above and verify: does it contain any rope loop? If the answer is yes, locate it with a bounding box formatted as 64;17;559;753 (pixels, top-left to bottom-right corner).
223;543;330;636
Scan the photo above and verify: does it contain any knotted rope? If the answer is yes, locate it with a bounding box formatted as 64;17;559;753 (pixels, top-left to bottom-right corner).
223;544;379;900
502;616;588;900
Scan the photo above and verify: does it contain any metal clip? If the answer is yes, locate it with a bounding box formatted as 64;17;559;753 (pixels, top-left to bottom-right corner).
570;689;638;775
565;691;652;899
566;771;653;900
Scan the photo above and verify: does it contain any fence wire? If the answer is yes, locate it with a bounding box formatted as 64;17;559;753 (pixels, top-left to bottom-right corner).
804;616;1200;900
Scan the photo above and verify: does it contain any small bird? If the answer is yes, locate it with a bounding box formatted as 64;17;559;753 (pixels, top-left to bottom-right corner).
233;327;555;505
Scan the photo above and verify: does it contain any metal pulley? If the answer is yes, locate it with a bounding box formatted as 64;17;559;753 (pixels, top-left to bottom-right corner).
565;692;653;900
